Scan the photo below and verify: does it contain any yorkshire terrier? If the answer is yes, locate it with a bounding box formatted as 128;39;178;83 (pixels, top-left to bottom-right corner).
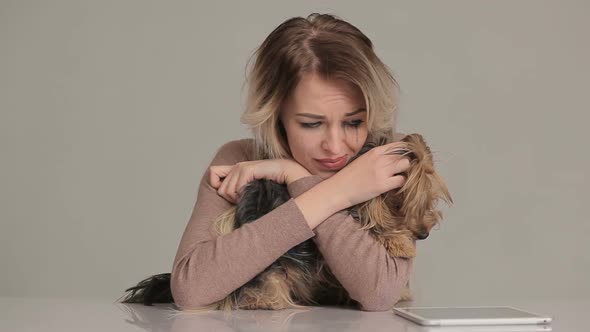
118;133;453;311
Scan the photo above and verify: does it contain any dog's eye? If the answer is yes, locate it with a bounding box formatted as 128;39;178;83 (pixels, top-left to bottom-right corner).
416;232;429;240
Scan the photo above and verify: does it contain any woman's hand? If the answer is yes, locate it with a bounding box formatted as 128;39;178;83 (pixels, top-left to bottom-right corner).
209;159;311;204
327;141;412;209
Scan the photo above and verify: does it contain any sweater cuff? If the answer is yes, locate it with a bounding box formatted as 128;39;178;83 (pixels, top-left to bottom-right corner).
287;175;324;198
277;198;317;241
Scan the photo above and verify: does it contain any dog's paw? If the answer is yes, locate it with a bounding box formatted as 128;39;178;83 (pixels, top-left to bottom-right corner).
385;235;416;258
399;286;413;302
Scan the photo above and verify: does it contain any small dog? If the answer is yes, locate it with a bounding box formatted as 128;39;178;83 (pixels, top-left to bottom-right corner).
119;133;453;311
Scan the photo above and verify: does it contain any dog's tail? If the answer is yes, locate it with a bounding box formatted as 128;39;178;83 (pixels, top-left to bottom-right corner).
118;273;173;306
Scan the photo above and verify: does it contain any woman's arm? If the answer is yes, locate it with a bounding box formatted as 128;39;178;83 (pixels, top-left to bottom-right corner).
289;175;415;312
170;139;316;310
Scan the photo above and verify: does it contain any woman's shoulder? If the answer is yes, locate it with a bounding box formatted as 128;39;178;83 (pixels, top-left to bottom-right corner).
210;138;255;166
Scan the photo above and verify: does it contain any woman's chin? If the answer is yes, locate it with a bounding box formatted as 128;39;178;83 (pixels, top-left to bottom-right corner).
307;166;338;180
316;171;336;180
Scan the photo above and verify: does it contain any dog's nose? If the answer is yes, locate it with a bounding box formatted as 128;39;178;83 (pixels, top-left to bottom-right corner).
416;232;429;240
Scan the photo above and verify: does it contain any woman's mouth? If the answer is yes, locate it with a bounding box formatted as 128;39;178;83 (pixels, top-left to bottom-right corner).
315;156;347;170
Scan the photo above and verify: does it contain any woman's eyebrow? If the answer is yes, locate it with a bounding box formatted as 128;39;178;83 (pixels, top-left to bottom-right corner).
295;108;366;119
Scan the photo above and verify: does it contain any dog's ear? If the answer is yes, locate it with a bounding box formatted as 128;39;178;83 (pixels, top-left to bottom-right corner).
403;133;453;206
393;132;407;142
399;133;453;204
427;168;453;206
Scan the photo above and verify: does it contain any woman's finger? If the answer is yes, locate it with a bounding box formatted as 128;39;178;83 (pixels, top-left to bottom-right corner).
209;167;221;189
209;165;232;189
386;174;407;191
227;173;241;203
379;141;408;154
217;173;232;202
392;157;411;175
236;180;249;198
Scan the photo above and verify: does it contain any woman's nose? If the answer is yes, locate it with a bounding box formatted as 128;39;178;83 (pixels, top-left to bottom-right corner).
321;128;345;154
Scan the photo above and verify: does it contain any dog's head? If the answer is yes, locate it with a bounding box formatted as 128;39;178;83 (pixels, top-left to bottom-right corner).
349;133;453;243
387;133;453;240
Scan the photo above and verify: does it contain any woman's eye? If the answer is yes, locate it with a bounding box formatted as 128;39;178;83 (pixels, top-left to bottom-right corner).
347;120;364;128
300;120;364;129
301;122;321;128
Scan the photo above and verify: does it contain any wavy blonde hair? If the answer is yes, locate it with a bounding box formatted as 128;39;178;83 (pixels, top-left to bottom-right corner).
240;12;400;159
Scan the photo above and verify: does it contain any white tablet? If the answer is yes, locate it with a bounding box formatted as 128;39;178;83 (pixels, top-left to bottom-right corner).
403;324;552;332
393;306;552;327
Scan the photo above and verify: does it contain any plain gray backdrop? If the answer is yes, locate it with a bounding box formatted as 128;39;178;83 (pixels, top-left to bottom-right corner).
1;1;588;304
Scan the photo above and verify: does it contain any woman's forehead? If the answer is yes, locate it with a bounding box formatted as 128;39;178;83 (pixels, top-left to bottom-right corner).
286;73;365;114
295;73;362;99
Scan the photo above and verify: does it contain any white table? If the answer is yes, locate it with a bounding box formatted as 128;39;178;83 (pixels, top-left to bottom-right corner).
0;297;586;331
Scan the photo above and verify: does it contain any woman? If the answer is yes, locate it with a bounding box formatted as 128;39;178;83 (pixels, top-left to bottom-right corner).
127;12;414;312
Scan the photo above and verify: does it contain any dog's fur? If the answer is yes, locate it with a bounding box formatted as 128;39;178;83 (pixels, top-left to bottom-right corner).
119;133;453;311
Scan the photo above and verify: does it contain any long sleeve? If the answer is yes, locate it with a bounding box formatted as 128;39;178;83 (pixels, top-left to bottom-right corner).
170;140;316;310
287;175;415;312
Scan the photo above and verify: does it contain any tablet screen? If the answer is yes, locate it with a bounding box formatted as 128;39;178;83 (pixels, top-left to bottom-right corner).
403;307;541;320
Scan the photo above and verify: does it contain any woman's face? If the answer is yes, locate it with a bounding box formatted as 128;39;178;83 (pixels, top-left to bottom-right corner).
280;72;368;179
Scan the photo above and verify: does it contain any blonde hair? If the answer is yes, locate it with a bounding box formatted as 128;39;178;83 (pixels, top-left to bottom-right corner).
240;12;400;159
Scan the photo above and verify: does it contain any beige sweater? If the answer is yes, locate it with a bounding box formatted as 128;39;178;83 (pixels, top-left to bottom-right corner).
170;138;414;311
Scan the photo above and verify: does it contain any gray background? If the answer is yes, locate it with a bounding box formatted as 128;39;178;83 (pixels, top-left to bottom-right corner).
1;1;588;304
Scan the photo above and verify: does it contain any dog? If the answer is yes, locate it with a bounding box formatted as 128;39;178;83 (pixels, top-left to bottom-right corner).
118;133;453;311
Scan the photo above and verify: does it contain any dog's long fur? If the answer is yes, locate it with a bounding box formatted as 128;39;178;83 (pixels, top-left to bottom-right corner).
118;133;453;311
